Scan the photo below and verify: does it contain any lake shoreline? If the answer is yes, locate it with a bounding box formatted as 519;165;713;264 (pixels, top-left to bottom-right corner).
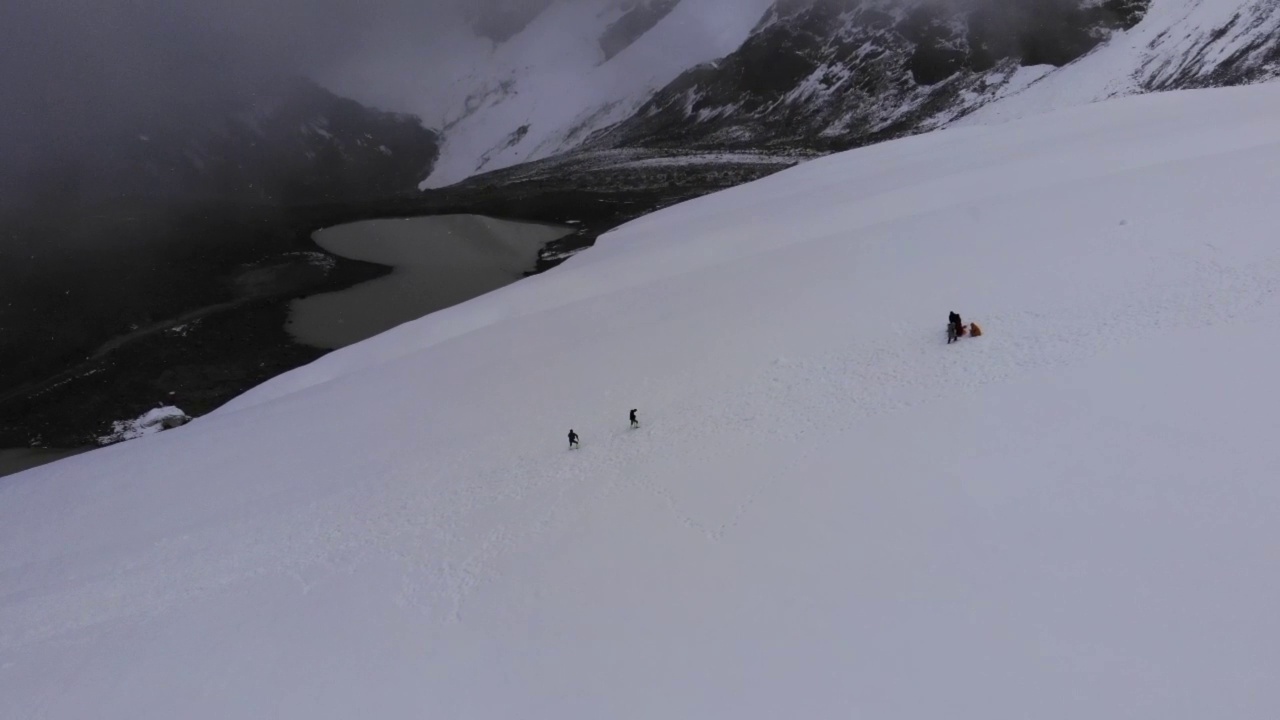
2;160;785;462
287;215;574;350
0;447;92;479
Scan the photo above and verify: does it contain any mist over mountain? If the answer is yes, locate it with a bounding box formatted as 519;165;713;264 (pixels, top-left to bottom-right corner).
0;0;542;213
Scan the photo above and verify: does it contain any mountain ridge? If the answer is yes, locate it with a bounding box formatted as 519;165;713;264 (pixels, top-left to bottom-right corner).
415;0;1280;187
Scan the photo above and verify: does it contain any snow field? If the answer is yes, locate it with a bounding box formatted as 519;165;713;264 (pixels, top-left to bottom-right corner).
4;82;1280;717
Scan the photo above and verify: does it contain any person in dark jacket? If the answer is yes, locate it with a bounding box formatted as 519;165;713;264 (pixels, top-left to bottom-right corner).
630;409;639;428
948;311;963;344
568;429;579;449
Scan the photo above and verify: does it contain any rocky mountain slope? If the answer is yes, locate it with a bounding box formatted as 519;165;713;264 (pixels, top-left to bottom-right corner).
591;0;1150;152
414;0;1280;187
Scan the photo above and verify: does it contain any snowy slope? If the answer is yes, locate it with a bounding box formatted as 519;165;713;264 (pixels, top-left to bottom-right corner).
957;0;1280;126
413;0;774;188
6;83;1280;718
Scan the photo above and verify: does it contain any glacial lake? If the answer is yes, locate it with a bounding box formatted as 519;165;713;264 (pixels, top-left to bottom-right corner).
0;447;91;479
287;215;574;349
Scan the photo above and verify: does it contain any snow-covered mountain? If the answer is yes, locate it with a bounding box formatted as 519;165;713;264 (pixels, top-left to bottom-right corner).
957;0;1280;126
391;0;1280;188
402;0;776;188
592;0;1150;151
6;79;1280;717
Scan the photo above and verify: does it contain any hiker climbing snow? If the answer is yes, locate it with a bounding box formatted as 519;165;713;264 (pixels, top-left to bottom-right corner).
947;311;964;344
630;409;639;429
568;429;579;449
947;312;983;343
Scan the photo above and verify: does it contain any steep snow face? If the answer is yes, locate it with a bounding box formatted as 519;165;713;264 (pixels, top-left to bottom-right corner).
416;0;774;188
6;82;1280;718
958;0;1280;126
